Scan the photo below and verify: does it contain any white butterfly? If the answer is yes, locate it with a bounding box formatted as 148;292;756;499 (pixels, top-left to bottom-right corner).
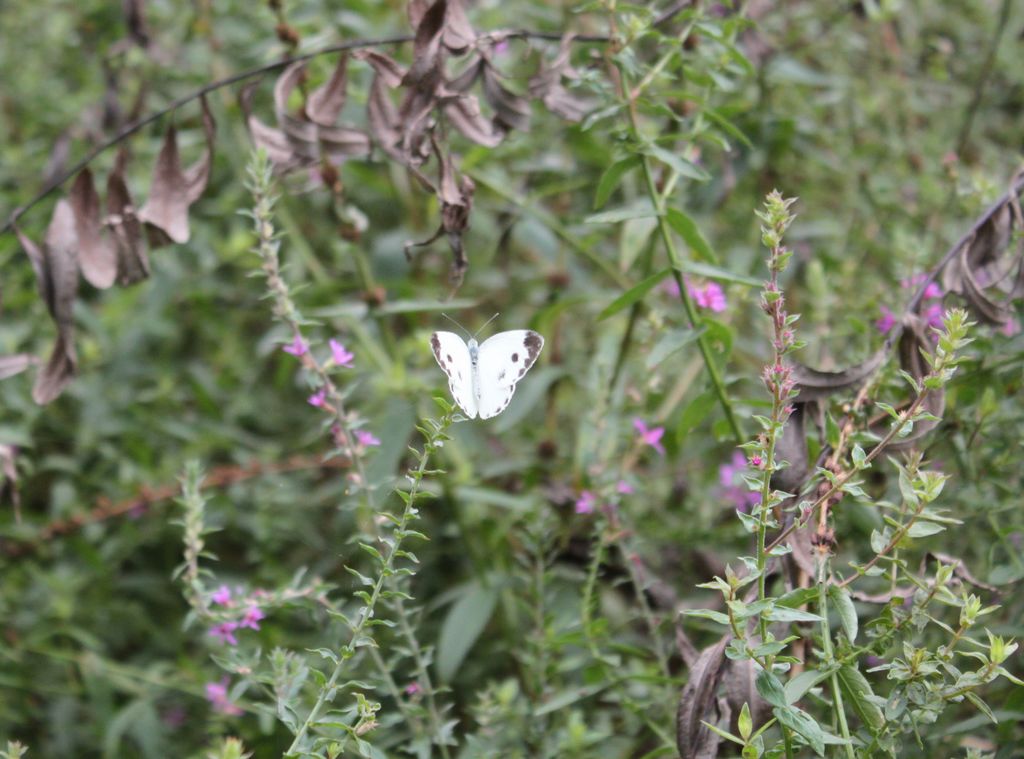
430;329;544;419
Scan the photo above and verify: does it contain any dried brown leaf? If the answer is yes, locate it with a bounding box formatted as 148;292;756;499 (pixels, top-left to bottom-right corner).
529;34;592;122
306;54;350;127
107;148;150;285
240;81;305;172
772;401;808;493
123;0;150;48
404;0;448;94
677;634;731;759
0;354;37;381
69;168;118;289
880;313;944;451
443;94;504;147
790;350;887;403
409;0;475;54
33;200;80;404
482;63;531;133
722;658;771;738
138;95;216;245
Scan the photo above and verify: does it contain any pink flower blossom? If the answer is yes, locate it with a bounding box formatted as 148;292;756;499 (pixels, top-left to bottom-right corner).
355;430;381;447
633;418;666;455
240;606;265;631
616;479;635;495
575;490;596;514
404;682;422;696
282;334;308;356
719;451;761;513
329;339;355;368
205;678;243;716
662;279;682;298
209;621;239;646
688;281;727;312
875;305;896;334
923;302;945;331
211;585;232;606
1001;318;1020;337
307;388;327;407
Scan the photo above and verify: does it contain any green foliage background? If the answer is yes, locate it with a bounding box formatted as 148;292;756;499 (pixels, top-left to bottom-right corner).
1;1;1023;757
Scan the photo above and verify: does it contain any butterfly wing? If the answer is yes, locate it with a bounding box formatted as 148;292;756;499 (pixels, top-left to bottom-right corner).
475;330;544;419
431;331;477;418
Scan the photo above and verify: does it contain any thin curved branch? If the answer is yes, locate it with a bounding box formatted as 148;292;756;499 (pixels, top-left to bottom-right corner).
1;29;612;238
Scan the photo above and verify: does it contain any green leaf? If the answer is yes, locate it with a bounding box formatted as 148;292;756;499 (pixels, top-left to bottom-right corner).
646;326;706;369
675;259;762;287
763;606;823;623
598;268;672;320
673;385;717;440
906;521;945;538
594;155;641;209
664;208;718;264
755;669;788;708
583;202;657;225
642;143;711;181
784;668;834;704
828;585;858;643
436;580;500;682
836;665;885;732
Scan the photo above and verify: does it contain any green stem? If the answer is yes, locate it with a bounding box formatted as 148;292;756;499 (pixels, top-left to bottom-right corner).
818;559;856;759
611;57;743;443
284;413;450;756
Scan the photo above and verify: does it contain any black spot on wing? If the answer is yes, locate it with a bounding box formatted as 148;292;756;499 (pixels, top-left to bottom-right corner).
511;353;519;363
498;369;506;381
447;353;453;364
523;332;543;368
430;333;442;361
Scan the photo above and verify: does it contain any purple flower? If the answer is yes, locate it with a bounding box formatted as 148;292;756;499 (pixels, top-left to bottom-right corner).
205;678;243;716
209;621;239;646
575;490;596;514
719;451;761;512
616;479;635;495
355;430;381;448
923;302;945;331
329;339;355;368
404;682;422;696
633;418;666;455
211;585;232;606
240;606;265;631
1001;318;1020;337
689;281;727;312
875;305;896;334
662;279;682;298
282;334;308;357
307;388;327;407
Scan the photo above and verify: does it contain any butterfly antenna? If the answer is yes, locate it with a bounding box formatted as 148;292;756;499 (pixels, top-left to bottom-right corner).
474;312;500;338
441;312;471;339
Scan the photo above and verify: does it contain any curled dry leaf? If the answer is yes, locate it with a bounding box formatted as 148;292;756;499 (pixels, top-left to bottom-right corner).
876;313;944;452
0;354;38;381
69;168;118;289
676;634;731;759
244;56;371;174
107;148;150;285
408;0;475;55
481;62;531;133
529;34;592;122
790;350;887;404
771;400;809;494
940;173;1024;326
404;0;449;94
273;57;371;164
17;200;81;405
722;657;771;739
138;95;216;245
122;0;150;48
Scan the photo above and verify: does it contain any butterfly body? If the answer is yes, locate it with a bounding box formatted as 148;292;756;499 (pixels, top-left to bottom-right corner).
431;330;544;419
